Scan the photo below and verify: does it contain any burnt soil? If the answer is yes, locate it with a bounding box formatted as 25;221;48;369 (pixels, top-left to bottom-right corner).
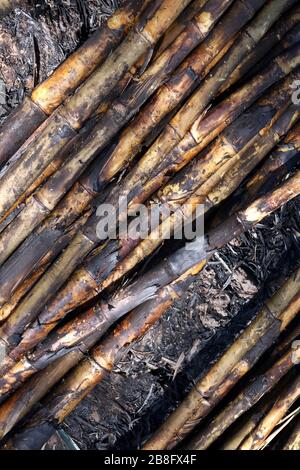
0;0;300;451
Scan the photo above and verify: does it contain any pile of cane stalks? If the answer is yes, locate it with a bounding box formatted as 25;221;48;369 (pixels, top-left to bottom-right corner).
0;0;299;451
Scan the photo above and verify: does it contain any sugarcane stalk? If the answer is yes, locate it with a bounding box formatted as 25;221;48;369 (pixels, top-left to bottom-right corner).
3;84;295;359
283;417;300;450
239;374;300;450
76;92;298;301
4;250;300;451
218;3;300;93
249;24;300;78
269;321;300;365
0;0;248;229
142;266;300;450
1;172;300;395
0;262;205;439
2;69;289;320
0;0;266;265
0;247;208;396
205;108;300;211
153;0;208;58
0;0;193;220
0;70;139;226
0;0;149;167
0;0;239;313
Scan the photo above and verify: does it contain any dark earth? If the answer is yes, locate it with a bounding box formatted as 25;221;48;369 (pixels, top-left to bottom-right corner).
0;0;299;450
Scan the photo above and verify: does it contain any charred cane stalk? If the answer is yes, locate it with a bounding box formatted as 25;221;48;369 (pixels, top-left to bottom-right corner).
0;0;270;306
153;0;208;58
0;211;92;324
0;56;295;319
111;0;296;209
218;3;300;93
211;121;300;225
218;398;274;450
0;0;249;228
96;0;269;191
283;416;300;450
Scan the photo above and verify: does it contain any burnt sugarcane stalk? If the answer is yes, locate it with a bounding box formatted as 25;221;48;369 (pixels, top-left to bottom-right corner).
0;0;236;265
247;23;300;79
0;0;149;167
283;416;300;450
1;172;300;395
0;1;242;312
187;348;300;450
0;332;102;440
1;4;273;336
0;0;193;220
142;267;300;450
219;3;300;93
204;107;300;211
239;374;300;450
0;261;206;445
74;91;299;299
4;250;300;451
0;67;140;227
0;246;209;399
154;0;208;58
2;0;213;218
269;321;300;365
101;103;299;299
2;82;295;358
